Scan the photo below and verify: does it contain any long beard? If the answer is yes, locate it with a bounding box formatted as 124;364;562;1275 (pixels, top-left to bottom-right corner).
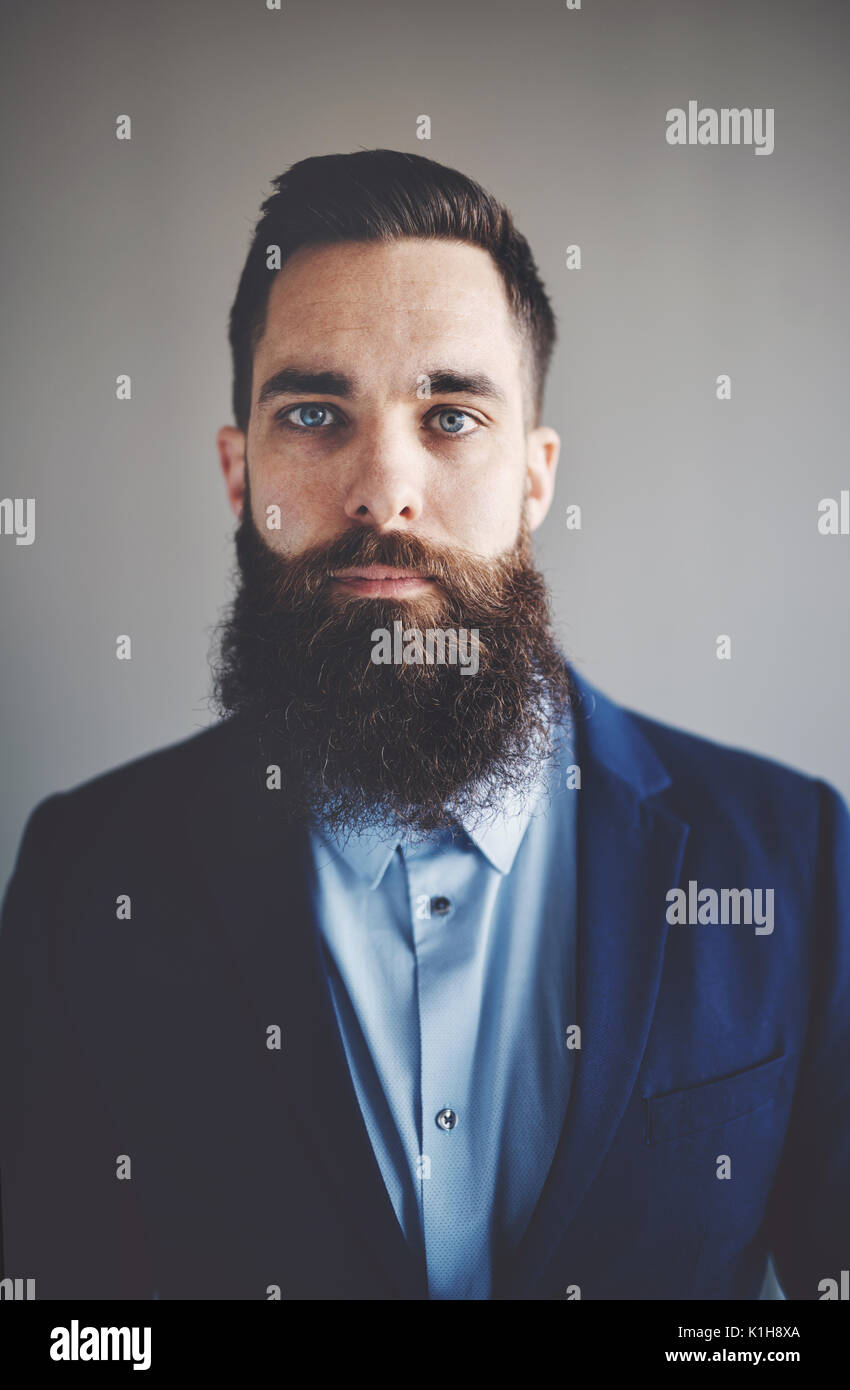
211;496;573;840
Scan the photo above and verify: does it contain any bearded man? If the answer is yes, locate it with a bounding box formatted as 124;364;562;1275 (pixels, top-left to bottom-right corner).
1;150;848;1302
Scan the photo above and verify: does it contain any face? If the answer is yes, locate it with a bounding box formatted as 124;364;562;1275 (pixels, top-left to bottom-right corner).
213;235;570;839
218;237;559;587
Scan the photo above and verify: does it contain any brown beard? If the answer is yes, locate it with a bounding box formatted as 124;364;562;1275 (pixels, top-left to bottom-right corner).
211;483;573;840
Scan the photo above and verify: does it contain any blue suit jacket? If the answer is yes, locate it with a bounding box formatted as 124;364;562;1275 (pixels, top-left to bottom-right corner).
1;666;848;1299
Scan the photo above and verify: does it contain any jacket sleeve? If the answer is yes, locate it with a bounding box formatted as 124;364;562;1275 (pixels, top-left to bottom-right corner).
765;778;850;1299
0;795;154;1299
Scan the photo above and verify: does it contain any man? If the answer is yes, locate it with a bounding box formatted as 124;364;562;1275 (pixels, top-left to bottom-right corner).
1;150;848;1301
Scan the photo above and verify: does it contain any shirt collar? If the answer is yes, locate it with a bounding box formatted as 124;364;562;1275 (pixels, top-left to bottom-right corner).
314;821;400;890
313;714;571;887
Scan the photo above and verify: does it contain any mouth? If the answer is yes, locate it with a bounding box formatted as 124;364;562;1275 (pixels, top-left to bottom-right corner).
328;566;435;598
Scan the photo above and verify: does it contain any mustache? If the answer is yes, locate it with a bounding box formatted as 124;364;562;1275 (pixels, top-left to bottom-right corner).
238;511;530;612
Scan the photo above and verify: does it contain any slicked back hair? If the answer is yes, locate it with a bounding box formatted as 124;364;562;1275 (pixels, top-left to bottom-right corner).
228;149;557;434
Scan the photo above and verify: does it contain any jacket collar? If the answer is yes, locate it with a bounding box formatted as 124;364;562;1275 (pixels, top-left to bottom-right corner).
566;665;673;800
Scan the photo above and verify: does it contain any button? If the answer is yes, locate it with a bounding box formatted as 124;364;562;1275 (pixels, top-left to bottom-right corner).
436;1108;458;1132
431;896;452;917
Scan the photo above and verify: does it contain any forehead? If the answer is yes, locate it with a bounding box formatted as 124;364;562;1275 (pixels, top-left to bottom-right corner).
254;238;524;388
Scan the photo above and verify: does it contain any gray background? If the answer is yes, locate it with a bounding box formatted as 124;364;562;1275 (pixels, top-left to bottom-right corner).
2;0;849;896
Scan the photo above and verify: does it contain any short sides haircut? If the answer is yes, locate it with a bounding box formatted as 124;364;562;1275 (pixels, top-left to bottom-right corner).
228;149;557;433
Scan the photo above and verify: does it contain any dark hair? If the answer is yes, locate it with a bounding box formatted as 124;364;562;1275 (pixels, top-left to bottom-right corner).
227;149;557;433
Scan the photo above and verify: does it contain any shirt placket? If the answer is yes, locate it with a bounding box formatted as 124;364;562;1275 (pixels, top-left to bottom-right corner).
401;839;492;1300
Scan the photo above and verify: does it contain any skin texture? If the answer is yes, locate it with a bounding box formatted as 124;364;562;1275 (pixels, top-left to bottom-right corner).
217;238;560;576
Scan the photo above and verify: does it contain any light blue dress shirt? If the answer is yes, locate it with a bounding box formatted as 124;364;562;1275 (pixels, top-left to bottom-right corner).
306;717;579;1299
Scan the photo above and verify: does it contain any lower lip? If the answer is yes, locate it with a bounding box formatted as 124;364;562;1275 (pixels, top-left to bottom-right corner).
330;576;434;597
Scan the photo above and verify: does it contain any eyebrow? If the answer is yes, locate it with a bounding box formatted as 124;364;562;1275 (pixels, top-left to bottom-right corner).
256;365;508;408
257;368;354;405
422;369;507;405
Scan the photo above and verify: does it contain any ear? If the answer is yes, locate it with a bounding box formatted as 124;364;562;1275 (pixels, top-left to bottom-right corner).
525;426;560;530
217;426;247;519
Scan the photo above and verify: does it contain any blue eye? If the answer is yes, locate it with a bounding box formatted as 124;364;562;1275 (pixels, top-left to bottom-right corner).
283;404;339;429
429;409;479;436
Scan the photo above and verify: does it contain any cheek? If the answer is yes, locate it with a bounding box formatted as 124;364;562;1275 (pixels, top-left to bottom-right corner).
437;462;525;550
251;470;337;551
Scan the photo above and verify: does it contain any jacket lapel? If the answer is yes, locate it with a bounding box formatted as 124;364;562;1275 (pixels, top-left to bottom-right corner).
182;719;427;1298
495;673;690;1299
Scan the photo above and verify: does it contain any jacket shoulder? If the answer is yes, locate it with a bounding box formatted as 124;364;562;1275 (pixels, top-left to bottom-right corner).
631;704;821;799
9;720;243;872
570;671;844;853
625;702;848;879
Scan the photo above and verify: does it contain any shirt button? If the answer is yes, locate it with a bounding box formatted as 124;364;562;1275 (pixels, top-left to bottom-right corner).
431;896;452;917
436;1108;458;1132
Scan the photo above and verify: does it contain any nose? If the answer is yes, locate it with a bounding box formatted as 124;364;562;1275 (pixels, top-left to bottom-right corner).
342;431;425;529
